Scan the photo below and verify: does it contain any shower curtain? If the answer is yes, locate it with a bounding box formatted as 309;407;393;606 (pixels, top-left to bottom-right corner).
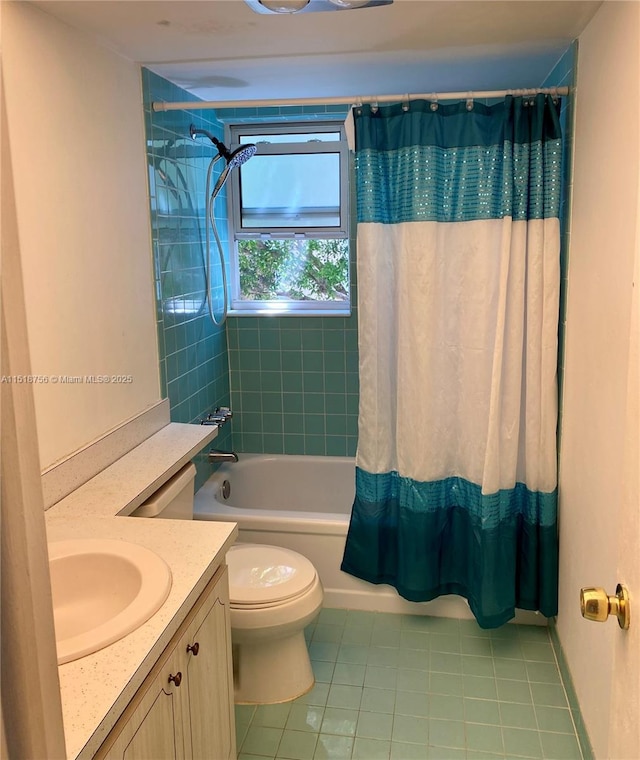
341;94;561;628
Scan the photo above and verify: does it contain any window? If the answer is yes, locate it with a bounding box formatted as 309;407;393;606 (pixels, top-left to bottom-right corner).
228;122;350;316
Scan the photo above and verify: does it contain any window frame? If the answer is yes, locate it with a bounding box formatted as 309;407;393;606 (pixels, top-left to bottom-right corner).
226;120;351;316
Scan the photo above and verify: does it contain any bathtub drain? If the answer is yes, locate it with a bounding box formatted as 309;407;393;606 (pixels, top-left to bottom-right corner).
221;480;231;500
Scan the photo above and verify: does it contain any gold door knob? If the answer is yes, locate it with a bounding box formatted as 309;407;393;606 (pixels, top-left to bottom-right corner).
580;584;630;629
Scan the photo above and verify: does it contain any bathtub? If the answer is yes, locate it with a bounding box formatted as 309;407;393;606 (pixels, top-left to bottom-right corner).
194;453;543;623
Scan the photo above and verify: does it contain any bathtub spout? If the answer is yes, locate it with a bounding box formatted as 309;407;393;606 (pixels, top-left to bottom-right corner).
208;449;239;464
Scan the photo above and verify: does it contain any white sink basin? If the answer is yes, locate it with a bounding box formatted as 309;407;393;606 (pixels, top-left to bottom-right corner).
49;538;172;664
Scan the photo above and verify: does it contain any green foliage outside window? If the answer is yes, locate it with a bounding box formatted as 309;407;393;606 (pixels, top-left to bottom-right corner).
238;238;349;302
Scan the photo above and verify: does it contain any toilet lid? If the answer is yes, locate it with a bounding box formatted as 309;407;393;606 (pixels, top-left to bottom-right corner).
227;544;317;606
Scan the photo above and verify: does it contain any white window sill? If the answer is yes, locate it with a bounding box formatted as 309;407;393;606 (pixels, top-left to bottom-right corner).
228;308;351;318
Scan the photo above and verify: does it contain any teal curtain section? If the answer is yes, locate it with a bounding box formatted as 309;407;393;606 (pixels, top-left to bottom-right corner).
356;94;562;223
341;95;562;628
342;469;559;629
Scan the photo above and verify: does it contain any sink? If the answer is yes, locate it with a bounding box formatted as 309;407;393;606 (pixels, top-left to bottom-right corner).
49;538;172;664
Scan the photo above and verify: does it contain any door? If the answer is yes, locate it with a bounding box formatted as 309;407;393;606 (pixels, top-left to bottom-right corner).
607;190;640;759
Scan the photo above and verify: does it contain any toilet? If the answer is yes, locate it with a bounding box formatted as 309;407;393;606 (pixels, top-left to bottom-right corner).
227;543;323;704
131;466;323;704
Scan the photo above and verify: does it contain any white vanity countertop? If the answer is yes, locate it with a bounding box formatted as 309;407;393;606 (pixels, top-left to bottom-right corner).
47;421;219;519
45;422;238;760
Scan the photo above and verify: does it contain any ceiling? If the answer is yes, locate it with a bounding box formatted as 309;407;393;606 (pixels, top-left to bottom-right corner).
34;0;602;102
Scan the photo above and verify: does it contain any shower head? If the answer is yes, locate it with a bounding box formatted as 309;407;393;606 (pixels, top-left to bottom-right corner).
189;124;256;168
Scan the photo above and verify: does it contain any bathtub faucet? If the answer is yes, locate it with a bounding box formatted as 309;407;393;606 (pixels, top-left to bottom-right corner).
208;449;239;464
200;407;233;427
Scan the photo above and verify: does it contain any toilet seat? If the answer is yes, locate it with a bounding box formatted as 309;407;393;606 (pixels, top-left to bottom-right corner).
227;544;317;608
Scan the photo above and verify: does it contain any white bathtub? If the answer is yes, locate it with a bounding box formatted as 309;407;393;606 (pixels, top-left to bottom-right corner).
194;453;543;623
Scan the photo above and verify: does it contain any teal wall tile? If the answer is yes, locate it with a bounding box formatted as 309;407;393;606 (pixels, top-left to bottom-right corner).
143;69;233;490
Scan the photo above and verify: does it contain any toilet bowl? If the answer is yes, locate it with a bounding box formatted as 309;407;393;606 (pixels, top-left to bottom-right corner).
227;543;323;704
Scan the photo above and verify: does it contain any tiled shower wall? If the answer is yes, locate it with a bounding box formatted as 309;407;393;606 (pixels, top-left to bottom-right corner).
143;54;575;471
217;105;360;457
142;69;233;490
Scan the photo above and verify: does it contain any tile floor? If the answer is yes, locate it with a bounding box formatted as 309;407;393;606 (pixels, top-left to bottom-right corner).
234;609;585;760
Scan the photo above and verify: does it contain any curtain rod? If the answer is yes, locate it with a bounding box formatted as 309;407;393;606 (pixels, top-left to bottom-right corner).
151;86;569;113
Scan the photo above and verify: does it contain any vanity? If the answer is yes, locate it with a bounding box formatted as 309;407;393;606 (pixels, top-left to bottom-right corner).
45;421;238;760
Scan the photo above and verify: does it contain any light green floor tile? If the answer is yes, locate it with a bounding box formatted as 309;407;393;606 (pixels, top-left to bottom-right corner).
295;682;330;706
364;664;398;690
496;679;533;704
463;675;498;700
502;727;543;758
240;610;585;760
397;668;429;693
326;684;362;710
242;726;283;757
534;705;576;734
526;661;562;685
320;707;358;737
463;655;496;677
253;703;292;728
337;644;369;665
429;718;465;749
429;672;463;696
309;642;340;662
312;660;335;683
428;693;464;720
313;734;353;760
391;740;432;759
371;627;402;647
430;652;463;674
499;701;537;729
352;737;391;759
360;686;396;713
461;636;494;656
331;662;365;687
494;658;528;681
395;690;430;717
539;731;582;759
392;714;430;744
285;704;325;733
312;625;344;644
318;608;348;626
466;722;504;754
464;698;501;725
530;682;569;708
277;729;318;760
521;641;556;663
356;710;393;740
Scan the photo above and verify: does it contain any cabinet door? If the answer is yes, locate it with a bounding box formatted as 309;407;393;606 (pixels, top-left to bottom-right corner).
97;646;186;760
184;566;236;760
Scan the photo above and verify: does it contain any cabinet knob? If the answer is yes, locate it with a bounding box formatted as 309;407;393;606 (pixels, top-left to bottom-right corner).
187;642;200;656
168;671;182;687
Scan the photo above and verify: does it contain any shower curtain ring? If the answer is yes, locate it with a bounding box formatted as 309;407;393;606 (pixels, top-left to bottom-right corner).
430;93;439;111
402;94;410;112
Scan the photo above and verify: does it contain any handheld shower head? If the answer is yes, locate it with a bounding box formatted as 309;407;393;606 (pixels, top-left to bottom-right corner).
227;143;258;169
189;124;256;170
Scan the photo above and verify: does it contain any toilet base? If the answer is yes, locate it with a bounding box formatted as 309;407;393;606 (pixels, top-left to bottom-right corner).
233;630;314;704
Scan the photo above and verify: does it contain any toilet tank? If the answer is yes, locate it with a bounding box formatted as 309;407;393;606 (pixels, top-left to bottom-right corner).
131;463;196;520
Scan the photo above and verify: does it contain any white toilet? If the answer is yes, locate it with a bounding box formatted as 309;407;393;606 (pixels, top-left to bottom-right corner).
227;543;323;704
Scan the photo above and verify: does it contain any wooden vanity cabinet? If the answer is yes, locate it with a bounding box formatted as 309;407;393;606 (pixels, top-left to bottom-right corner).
96;564;236;760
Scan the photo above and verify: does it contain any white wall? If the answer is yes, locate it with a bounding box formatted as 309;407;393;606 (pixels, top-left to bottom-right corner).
558;2;640;757
3;2;160;470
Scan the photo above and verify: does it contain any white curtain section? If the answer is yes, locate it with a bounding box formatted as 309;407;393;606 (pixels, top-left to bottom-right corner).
356;217;560;496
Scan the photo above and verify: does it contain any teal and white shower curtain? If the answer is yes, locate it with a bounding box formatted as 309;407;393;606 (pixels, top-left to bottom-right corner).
341;95;561;628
